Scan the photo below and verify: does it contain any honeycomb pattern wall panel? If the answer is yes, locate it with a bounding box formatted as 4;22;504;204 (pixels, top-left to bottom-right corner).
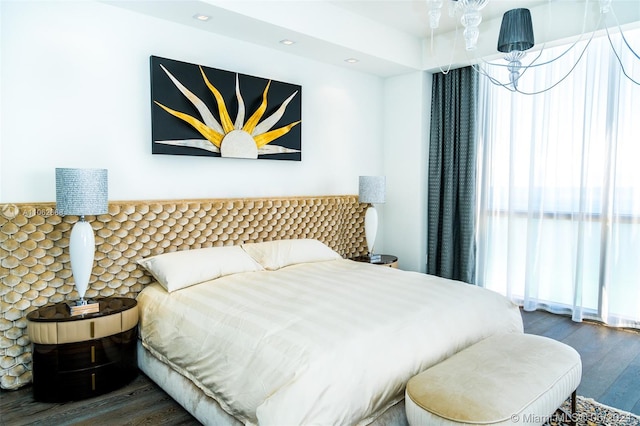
0;196;368;389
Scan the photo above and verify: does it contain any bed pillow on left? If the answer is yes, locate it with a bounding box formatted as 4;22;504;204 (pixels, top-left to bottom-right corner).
137;246;264;292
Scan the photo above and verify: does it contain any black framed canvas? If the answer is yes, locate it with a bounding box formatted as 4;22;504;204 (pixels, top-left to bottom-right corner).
150;56;302;161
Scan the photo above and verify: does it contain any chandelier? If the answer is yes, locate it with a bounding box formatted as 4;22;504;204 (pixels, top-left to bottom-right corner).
427;0;640;94
427;0;489;51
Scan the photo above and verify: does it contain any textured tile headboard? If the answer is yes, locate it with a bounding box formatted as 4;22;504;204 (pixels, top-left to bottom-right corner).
0;195;367;389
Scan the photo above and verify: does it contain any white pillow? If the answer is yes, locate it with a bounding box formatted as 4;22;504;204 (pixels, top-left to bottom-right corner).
241;239;342;271
137;246;264;292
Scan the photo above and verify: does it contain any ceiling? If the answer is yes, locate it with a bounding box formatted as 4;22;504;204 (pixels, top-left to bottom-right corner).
104;0;640;77
328;0;546;38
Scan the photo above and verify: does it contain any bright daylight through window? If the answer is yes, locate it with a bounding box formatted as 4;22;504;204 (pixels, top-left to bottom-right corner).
476;25;640;329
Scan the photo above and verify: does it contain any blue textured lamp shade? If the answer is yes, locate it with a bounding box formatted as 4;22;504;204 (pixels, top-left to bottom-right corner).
358;176;386;204
55;168;108;216
497;8;534;53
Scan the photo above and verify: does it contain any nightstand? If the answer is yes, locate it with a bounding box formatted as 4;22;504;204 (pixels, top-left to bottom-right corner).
352;254;399;268
26;297;138;402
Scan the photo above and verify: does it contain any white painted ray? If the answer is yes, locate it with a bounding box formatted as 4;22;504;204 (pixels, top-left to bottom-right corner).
154;139;220;153
257;144;301;154
155;139;299;156
252;91;299;136
159;64;224;134
234;74;245;130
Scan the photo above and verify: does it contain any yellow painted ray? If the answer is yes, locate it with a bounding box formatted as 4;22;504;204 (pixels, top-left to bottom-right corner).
199;66;234;134
243;81;271;134
154;101;223;147
254;120;301;148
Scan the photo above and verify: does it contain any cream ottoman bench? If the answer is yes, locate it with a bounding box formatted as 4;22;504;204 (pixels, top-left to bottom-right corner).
405;333;582;426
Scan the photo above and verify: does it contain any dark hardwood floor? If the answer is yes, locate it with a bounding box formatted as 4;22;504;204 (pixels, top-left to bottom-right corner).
1;309;639;425
0;372;200;426
520;309;640;416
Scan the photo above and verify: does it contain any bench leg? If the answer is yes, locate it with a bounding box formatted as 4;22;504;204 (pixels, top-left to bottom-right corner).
570;390;577;426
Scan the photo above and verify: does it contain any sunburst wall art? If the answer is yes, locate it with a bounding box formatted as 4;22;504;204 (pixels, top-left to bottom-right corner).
150;56;302;161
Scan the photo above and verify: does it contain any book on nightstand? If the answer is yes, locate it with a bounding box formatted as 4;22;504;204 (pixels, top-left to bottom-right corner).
68;301;100;316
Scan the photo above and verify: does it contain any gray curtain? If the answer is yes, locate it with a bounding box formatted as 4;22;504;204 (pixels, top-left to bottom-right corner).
427;67;478;284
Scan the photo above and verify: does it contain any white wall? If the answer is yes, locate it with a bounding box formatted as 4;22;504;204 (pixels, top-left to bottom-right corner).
382;72;430;272
0;1;385;203
1;0;437;270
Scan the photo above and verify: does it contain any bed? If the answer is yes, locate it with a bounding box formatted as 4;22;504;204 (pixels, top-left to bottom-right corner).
136;239;523;425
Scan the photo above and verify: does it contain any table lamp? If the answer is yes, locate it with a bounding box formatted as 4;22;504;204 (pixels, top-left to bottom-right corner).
55;168;108;315
358;176;386;257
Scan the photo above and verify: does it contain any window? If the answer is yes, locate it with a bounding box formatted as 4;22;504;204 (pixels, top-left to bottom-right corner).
476;27;640;328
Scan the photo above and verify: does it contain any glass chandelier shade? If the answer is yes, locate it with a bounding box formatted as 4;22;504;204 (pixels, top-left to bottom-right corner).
427;0;444;30
458;0;489;51
426;0;488;50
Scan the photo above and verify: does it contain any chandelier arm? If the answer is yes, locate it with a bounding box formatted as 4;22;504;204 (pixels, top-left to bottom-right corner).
480;29;596;71
619;31;640;61
474;35;596;96
514;43;595;95
478;46;543;69
607;9;640;65
432;13;461;75
472;63;516;92
530;6;602;67
605;26;640;85
477;47;538;88
607;8;640;61
475;31;596;94
472;52;538;89
477;2;602;87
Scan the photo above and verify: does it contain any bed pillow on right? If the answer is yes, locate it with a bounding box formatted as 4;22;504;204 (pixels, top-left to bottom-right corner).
241;239;342;271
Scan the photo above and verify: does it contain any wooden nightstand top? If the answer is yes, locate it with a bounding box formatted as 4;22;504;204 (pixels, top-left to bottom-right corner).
352;254;398;267
26;297;136;322
27;297;138;345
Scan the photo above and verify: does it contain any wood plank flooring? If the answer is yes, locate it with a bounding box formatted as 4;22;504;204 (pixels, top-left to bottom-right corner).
1;309;638;425
0;372;199;426
520;309;640;415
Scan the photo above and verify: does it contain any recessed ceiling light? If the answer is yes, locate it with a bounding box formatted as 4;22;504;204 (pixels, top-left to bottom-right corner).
280;39;296;46
345;58;359;64
193;14;210;21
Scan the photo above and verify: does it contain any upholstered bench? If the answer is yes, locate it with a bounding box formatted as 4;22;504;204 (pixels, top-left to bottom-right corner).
405;333;582;426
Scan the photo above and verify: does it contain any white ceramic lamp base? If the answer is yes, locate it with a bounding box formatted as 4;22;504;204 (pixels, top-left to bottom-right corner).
69;219;95;305
364;205;378;256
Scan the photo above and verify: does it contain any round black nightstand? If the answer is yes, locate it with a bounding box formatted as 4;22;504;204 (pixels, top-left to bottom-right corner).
352;254;398;268
26;297;138;402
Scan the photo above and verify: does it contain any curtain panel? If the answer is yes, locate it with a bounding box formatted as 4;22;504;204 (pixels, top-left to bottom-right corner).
476;28;640;329
427;67;478;284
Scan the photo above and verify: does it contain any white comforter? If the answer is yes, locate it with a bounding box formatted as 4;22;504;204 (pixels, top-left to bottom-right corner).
137;259;523;425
